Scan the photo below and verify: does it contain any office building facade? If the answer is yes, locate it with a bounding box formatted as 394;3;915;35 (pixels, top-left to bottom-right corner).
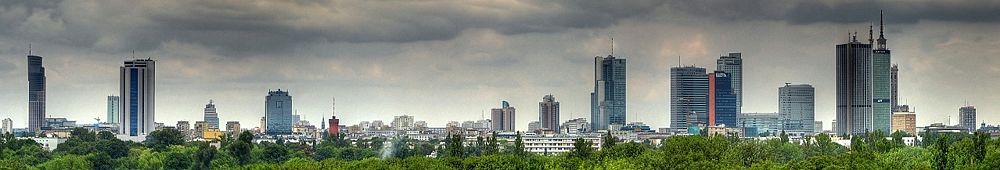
591;55;626;131
265;90;293;135
709;71;737;127
204;100;219;129
670;66;708;128
539;95;560;133
119;59;156;136
716;52;743;110
491;101;516;132
107;96;119;124
27;54;45;132
959;106;977;132
779;84;816;133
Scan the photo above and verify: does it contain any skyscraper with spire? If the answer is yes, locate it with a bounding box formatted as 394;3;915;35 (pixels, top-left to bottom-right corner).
872;11;893;133
836;11;893;135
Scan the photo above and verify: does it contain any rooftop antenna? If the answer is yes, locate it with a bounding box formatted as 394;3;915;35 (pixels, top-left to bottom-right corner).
609;32;614;56
28;43;31;55
868;22;874;44
678;55;682;67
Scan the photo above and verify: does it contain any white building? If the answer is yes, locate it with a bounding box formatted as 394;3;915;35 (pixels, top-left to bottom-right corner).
119;59;156;136
560;118;589;134
2;118;12;134
391;115;414;130
513;135;601;155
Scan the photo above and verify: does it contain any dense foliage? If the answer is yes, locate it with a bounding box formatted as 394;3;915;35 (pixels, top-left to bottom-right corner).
1;128;999;169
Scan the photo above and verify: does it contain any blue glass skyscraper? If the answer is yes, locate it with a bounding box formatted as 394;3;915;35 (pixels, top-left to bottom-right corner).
709;71;737;127
591;55;626;131
27;54;45;132
265;90;293;135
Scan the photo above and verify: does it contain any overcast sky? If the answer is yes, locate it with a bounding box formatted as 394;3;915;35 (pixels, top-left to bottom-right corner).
2;0;999;131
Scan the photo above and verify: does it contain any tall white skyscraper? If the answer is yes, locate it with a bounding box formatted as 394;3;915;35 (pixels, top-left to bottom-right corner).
204;100;219;129
119;59;156;136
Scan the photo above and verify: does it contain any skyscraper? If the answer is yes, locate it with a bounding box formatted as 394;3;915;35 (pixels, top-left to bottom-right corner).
591;55;626;131
265;89;293;135
670;66;708;128
716;52;743;111
107;96;119;124
836;32;874;135
890;64;901;112
872;12;893;133
27;54;45;132
779;84;816;133
959;105;977;132
204;100;219;129
491;101;516;132
708;71;737;127
120;59;156;136
538;95;560;133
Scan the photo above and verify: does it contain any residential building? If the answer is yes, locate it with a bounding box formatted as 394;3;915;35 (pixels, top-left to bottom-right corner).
539;95;560;133
176;121;190;131
891;112;917;135
815;121;823;132
519;135;601;156
107;96;119;124
671;66;708;128
491;101;516;132
391;115;415;130
959;106;977;132
2;118;12;134
265;89;293;135
27;54;45;132
779;84;815;133
226;121;241;133
591;55;626;131
119;59;156;136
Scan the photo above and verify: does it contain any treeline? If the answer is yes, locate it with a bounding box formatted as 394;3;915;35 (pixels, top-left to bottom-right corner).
1;128;999;169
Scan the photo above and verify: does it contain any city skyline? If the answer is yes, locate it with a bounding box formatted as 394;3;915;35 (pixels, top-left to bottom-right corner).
2;1;1000;131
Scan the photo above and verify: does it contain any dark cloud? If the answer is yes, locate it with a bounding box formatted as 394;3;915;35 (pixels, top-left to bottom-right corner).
667;0;1000;24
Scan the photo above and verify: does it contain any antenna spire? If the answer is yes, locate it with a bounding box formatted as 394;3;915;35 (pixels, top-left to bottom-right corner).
877;10;888;49
868;22;874;44
28;43;31;55
609;32;614;56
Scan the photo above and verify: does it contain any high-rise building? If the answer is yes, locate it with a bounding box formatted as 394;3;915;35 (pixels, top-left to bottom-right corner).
872;12;893;133
27;54;45;132
716;52;743;110
265;89;293;135
2;118;12;134
204;100;219;129
890;65;901;112
591;55;626;131
226;121;241;133
538;95;560;133
391;115;414;130
491;101;516;132
708;71;737;127
891;112;916;135
959;106;977;132
107;96;119;124
779;84;816;133
670;66;708;128
120;59;156;136
176;121;190;131
836;31;875;135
